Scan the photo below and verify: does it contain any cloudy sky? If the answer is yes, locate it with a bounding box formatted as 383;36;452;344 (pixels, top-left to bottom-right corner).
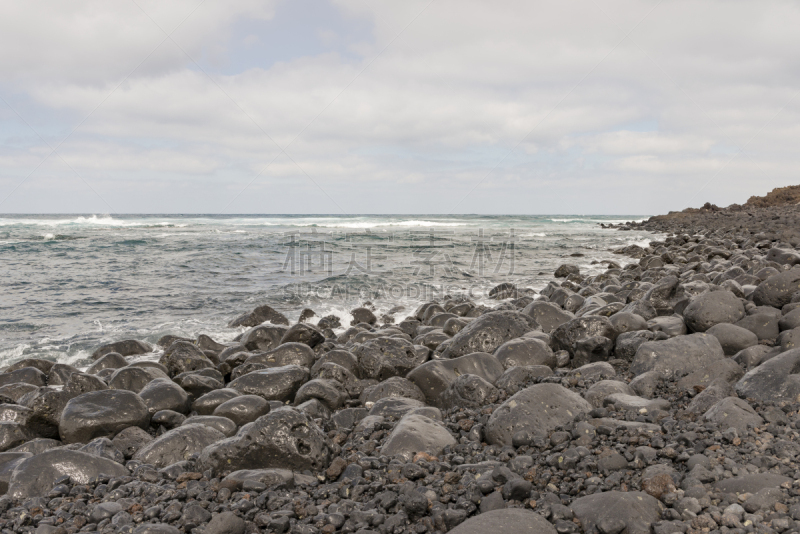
0;0;798;214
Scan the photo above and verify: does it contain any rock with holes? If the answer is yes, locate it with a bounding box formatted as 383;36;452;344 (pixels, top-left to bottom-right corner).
486;383;591;446
197;407;331;474
352;338;421;380
159;341;214;377
551;316;617;355
438;374;499;410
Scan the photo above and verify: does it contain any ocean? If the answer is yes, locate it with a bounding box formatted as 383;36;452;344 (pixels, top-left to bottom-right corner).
0;214;657;368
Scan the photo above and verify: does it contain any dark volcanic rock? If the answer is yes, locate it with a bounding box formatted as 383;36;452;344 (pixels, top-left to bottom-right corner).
630;333;725;378
228;304;289;327
442;311;535;358
551;316;617;355
734;348;800;402
197;408;331;474
59;389;150;443
449;509;556;534
570;491;661;534
138;377;190;414
352;337;420;380
245;342;315;369
683;290;746;332
438;374;499;409
159;341;214;377
91;339;152;360
133;423;225;468
228;364;309;401
0;367;46;388
213;394;270;426
486;383;591;446
380;413;456;462
407;352;504;404
493;338;556;369
522;301;574;333
8;449;127;499
192;388;240;415
239;325;287;352
752;268;800;308
280;323;324;348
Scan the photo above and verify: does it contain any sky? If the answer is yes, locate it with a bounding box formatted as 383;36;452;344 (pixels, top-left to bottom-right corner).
0;0;799;215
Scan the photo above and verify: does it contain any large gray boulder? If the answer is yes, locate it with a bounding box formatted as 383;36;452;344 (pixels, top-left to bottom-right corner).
244;343;315;369
380;414;456;462
704;397;763;434
8;449;127;499
438;374;499;410
280;323;324;348
449;508;556;534
133;424;225;468
630;333;726;378
570;491;661;534
138;378;190;414
159;341;214;377
228;304;289;327
551;316;617;355
352;337;421;380
197;408;330;475
683;291;745;332
752;268;800;308
228;365;309;402
493;338;556;369
486;383;591;446
91;340;152;360
734;348;800;402
521;301;574;333
441;311;535;358
239;325;287;352
706;323;758;356
407;352;504;405
59;390;150;444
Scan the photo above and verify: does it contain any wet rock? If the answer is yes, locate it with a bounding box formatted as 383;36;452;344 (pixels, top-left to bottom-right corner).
609;312;648;335
734;348;800;402
5;358;55;374
442;311;536;358
360;377;426;404
159;341;215;377
351;307;377;325
493;338;556;369
495;365;553;394
65;372;108;396
646;315;687;337
630;333;725;378
205;511;247;534
239;325;287;352
204;409;329;472
570;491;661;534
0;451;30;493
752;268;800;308
572;335;613;367
213;394;270;426
133;423;225;468
311;349;359;376
486;383;591;446
0;423;34;452
551;316;617;355
0;367;46;388
138;378;190;414
439;374;499;409
192;388;240;415
683;290;746;332
8;449;127;499
112;426;154;459
182;416;237;437
369;397;427;418
228;304;289;327
353;337;421;380
704;397;763;434
108;366;167;393
91;339;152;360
280;323;324;348
59;389;150;444
245;342;315;369
79;437;125;463
407;352;504;404
228;365;309;402
522;301;574;333
381;413;456;462
47;363;80;386
293;379;347;411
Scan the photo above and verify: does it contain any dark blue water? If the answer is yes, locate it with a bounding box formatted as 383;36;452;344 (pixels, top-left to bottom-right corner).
0;214;655;368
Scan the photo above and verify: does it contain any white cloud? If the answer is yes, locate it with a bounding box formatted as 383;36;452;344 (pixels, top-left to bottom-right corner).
1;0;800;213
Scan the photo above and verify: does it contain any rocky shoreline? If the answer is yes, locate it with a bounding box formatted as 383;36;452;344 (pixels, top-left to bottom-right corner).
3;200;800;534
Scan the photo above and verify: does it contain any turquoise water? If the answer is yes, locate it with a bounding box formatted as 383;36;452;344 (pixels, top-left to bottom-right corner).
0;214;655;367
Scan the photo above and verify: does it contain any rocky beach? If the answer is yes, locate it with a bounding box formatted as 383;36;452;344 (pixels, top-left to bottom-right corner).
4;189;800;534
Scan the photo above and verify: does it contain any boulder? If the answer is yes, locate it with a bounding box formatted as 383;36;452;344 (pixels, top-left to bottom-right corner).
646;316;687;337
704;397;763;434
197;408;331;474
380;414;456;462
486;383;591;446
293;379;347;411
112;426;154;459
441;311;535;358
449;508;556;534
360;377;426;405
228;365;309;402
213;395;271;426
353;338;420;380
438;374;499;410
59;390;150;444
228;304;289;327
734;314;780;341
734;348;800;403
280;324;324;348
350;307;377;325
7;449;127;499
239;325;287;352
572;336;613;368
244;343;315;369
0;423;35;452
495;366;553;395
159;341;214;377
614;330;664;361
0;368;46;388
493;338;556;369
521;301;574;333
138;378;190;414
609;312;648;335
182;416;237;437
133;424;225;468
192;389;240;415
221;468;295;491
570;491;661;534
683;291;746;332
676;358;744;392
706;323;759;356
584;380;635;408
407;352;504;405
752;268;800;308
630;333;726;378
551;316;617;355
91;339;152;360
715;473;791;494
369;397;427;418
108;366;168;393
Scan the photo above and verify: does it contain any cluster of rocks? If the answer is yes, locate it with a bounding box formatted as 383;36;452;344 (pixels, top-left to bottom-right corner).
4;207;800;533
